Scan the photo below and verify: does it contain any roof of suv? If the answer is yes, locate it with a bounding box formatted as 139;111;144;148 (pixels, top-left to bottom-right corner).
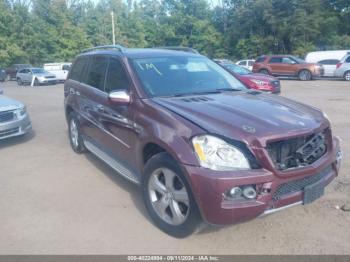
79;47;203;59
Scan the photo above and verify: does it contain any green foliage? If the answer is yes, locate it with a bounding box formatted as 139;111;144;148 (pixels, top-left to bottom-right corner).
0;0;349;67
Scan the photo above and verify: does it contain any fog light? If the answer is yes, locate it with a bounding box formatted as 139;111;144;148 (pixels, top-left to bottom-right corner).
229;187;242;198
242;186;257;199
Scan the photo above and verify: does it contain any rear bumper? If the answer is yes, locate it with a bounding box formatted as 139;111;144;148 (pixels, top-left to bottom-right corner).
334;69;345;78
313;67;324;77
0;114;32;140
184;137;340;225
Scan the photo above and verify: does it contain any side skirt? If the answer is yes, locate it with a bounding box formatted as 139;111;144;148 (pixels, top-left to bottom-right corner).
83;137;141;185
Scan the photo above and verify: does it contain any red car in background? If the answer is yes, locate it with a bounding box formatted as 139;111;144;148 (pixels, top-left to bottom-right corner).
215;60;281;94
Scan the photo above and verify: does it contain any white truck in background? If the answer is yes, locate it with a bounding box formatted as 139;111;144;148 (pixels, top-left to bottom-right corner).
305;50;350;77
43;63;71;82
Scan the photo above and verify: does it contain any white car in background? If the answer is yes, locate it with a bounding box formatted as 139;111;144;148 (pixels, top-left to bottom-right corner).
235;59;255;71
305;50;350;77
16;68;57;86
43;63;71;82
334;53;350;81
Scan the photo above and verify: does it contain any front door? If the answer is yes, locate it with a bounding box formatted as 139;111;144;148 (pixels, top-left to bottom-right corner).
97;57;137;175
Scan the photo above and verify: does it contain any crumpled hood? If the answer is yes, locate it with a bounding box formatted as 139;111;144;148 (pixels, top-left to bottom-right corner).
153;91;328;146
0;95;23;111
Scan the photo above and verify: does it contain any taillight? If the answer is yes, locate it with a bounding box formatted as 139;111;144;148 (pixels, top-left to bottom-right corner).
336;63;342;69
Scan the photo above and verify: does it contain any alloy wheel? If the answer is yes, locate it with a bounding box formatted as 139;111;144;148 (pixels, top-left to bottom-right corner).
345;72;350;81
148;167;190;226
299;70;311;81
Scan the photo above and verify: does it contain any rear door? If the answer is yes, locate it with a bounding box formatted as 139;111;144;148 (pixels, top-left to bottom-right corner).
267;57;283;74
318;59;339;77
77;55;109;149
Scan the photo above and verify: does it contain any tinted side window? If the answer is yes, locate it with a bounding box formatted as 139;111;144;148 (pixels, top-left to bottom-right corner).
86;56;108;91
318;59;339;65
238;61;246;66
282;57;296;64
269;57;282;63
69;58;85;81
105;58;130;93
346;56;350;63
256;56;266;63
248;61;254;66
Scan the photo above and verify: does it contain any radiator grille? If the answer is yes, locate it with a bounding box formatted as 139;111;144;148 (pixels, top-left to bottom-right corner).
0;111;15;123
272;165;332;200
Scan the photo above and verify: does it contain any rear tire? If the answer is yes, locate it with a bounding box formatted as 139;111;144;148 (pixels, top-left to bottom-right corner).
259;69;269;75
344;71;350;81
68;111;86;154
298;69;312;81
142;152;201;238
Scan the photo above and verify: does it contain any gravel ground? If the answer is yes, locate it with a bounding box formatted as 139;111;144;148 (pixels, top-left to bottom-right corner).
0;80;349;255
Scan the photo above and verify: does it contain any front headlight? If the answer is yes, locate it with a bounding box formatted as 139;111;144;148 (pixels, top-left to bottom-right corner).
16;106;26;117
192;135;250;171
250;79;268;86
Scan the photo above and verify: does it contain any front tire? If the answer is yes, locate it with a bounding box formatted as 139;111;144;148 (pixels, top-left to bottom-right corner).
68;112;86;153
17;78;22;86
142;152;201;238
344;71;350;81
298;69;312;81
259;69;270;75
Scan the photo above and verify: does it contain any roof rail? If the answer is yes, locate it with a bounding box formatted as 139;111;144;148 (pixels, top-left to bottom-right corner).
155;46;199;54
82;45;126;53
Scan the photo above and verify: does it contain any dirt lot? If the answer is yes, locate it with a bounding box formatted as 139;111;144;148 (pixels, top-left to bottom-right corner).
0;80;349;255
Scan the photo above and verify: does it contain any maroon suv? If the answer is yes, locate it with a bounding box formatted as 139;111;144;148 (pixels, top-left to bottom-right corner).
64;45;341;238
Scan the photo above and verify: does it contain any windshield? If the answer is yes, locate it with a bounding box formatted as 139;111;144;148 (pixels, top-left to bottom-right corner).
31;68;47;74
131;56;246;97
222;63;251;75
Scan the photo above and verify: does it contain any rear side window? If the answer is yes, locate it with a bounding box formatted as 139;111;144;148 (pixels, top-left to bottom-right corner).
105;58;130;93
238;61;246;66
318;59;339;65
255;56;266;63
86;56;108;91
346;56;350;63
248;61;254;66
69;58;86;81
269;57;282;63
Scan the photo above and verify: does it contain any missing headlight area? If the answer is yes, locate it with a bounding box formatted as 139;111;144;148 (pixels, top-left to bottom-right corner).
267;129;328;170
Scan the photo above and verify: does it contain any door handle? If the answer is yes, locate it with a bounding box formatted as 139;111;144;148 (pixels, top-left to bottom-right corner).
97;105;105;112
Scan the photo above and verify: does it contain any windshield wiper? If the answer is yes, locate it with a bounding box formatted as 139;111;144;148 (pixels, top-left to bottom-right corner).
172;90;222;97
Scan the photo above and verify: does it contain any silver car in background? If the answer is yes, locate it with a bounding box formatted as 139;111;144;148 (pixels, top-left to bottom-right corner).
0;90;32;140
334;53;350;81
16;68;57;86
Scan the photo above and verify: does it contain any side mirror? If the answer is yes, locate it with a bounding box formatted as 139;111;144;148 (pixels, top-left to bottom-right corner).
108;90;130;106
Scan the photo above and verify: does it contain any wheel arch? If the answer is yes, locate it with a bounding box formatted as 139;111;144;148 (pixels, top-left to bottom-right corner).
343;70;350;80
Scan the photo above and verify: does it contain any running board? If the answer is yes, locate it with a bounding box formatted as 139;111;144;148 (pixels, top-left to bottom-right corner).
83;139;140;185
